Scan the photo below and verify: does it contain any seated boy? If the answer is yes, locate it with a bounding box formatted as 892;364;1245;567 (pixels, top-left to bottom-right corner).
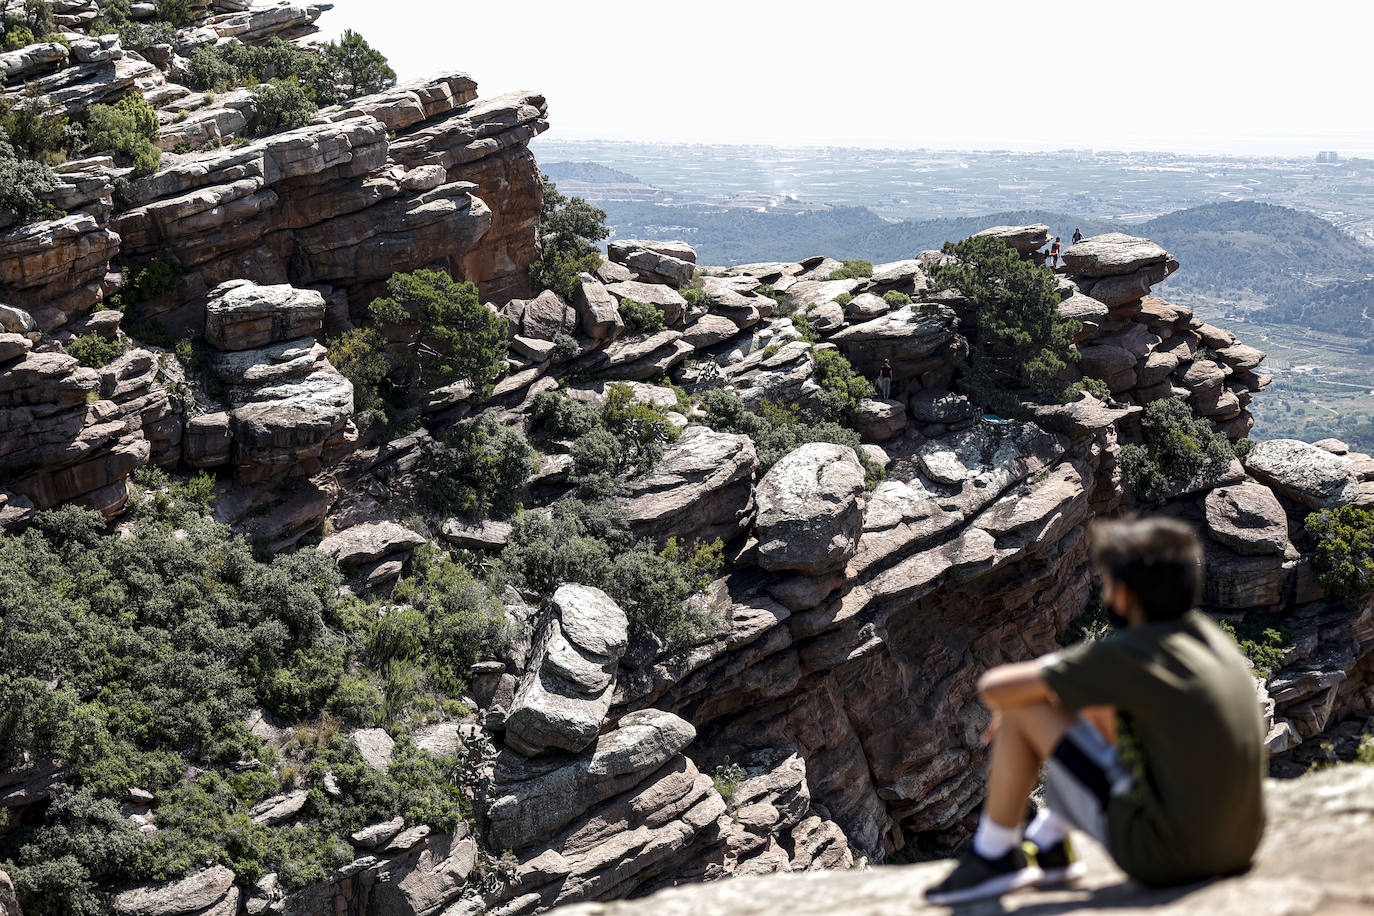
926;517;1266;905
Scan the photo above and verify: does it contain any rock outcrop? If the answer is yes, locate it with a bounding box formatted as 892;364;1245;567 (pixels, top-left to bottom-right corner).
550;763;1374;916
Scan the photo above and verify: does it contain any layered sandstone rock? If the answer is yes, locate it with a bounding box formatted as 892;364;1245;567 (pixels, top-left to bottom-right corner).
552;764;1374;916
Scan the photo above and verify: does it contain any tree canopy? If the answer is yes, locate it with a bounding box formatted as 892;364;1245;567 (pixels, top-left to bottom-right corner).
529;175;609;299
927;234;1079;417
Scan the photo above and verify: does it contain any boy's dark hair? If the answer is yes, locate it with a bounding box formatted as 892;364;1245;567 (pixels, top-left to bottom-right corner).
1089;517;1202;620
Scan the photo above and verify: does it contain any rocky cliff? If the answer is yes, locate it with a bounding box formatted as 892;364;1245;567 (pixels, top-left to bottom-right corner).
0;0;547;522
1;6;1372;914
551;763;1374;916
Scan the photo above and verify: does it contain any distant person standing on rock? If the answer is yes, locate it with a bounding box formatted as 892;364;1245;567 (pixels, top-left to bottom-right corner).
878;358;893;399
1072;227;1083;245
1049;237;1062;269
925;518;1266;906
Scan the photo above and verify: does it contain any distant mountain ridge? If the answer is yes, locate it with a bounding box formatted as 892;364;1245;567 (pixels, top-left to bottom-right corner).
551;162;1374;336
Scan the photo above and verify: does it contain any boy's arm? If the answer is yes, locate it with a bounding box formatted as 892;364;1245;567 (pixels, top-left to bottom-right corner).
977;660;1057;710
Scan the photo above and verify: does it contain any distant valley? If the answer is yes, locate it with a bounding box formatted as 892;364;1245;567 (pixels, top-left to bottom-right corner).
537;143;1374;445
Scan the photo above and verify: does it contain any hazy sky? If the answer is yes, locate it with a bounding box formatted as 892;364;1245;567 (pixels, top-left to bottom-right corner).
318;0;1374;157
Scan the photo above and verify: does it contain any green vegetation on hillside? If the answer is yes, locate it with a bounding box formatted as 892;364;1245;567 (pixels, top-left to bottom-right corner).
183;33;394;109
540;161;645;186
84;94;161;177
0;124;62;225
0;485;504;913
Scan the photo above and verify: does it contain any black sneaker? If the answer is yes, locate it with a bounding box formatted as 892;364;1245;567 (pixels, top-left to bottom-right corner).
1033;837;1087;887
924;845;1045;905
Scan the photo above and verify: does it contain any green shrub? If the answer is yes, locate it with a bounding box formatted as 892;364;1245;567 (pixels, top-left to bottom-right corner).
527;389;600;440
2;23;34;50
883;290;912;306
391;546;509;693
1306;505;1374;604
368;269;508;398
114;257;184;309
326;327;390;425
1216;619;1288;678
0;93;71;164
790;313;819;344
420;413;533;519
618;297;666;335
246;78;317;137
65;333;123;368
827;259;872;280
84;94;161;177
696;388;883;486
1119;397;1235;505
834;292;854;307
497;501;722;650
154;0;196;27
1075;376;1112;399
812;347;875;421
551;331;580;362
184;45;241;91
927;234;1080;417
528;175;608;299
756;284;784;305
600;381;680;470
0;125;62;225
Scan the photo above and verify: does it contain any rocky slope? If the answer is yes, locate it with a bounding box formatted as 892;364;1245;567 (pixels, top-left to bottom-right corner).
551;763;1374;916
1;8;1372;914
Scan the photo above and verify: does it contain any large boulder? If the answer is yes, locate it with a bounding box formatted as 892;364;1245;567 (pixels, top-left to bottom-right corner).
571;273;625;341
603;280;689;327
1245;439;1360;510
112;866;238;916
620;426;759;544
829;307;959;383
754;443;866;576
504;584;629;757
318;521;426;567
203;280;325;351
489;708;695;850
1204;481;1290;556
971;224;1050;255
607;239;697;287
1062;232;1170;278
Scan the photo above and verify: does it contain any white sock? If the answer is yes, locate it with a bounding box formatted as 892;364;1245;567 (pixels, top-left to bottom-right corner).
1025;808;1067;849
972;813;1021;860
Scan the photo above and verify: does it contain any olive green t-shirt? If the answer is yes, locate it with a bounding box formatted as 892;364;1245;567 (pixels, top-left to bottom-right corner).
1042;610;1266;886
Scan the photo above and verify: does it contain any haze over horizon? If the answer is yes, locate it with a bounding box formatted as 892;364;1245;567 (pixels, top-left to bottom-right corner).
319;0;1374;158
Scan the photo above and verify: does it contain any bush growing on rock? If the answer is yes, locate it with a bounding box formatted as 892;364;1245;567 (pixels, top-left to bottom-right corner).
529;175;608;299
696;388;883;486
498;500;722;650
65;332;124;368
246;78;317;137
420;413;534;519
827;259;873;280
327;327;390;426
927;234;1079;417
0;92;73;164
1306;505;1374;604
84;94;162;177
0;125;62;225
619;298;666;335
812;347;875;420
368;268;509;398
883;290;912;306
112;256;185;311
527;389;601;440
1120;397;1236;504
1217;619;1289;678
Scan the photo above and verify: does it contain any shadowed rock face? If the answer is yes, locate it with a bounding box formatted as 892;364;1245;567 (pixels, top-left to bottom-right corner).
548;764;1374;916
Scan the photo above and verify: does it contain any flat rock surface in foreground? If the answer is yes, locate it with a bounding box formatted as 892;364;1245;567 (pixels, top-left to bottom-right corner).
552;765;1374;915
